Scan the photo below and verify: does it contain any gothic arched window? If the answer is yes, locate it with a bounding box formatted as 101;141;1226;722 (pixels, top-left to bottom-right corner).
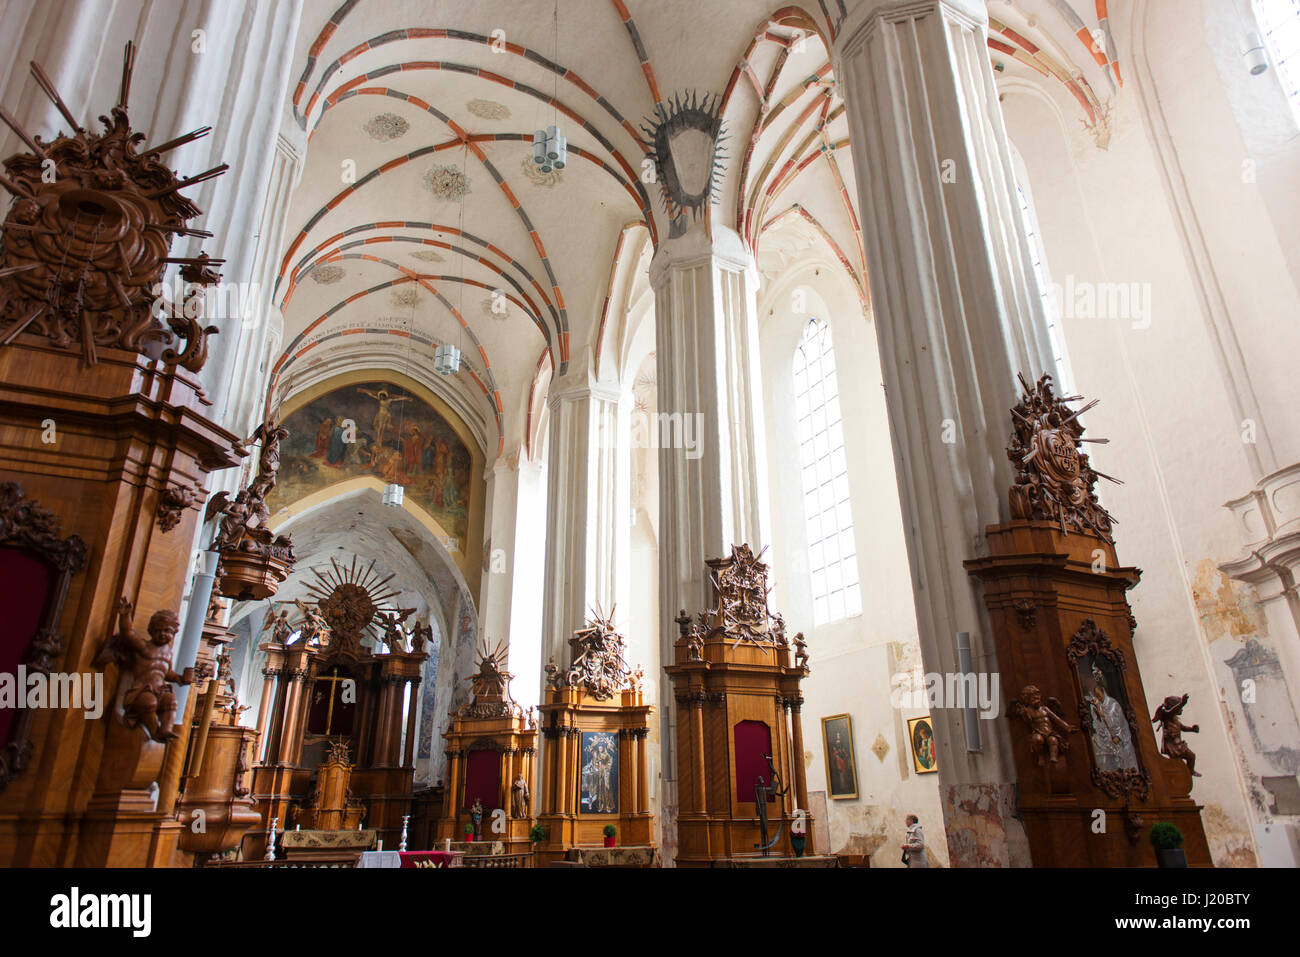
1254;0;1300;126
793;319;862;626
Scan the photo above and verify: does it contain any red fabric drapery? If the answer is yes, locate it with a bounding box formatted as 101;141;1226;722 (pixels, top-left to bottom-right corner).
463;749;501;810
0;547;55;746
734;719;776;803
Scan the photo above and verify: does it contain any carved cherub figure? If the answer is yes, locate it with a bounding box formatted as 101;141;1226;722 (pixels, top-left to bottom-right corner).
1153;694;1201;777
96;597;193;742
1008;684;1075;767
793;633;809;671
544;657;562;690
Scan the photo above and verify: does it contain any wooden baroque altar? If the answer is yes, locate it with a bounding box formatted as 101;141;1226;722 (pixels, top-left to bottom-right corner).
436;643;537;853
665;545;819;866
247;585;428;859
965;375;1211;866
536;613;654;866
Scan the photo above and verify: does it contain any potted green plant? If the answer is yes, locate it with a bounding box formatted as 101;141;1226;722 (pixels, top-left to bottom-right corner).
602;823;617;848
462;822;475;843
1149;822;1186;868
529;823;548;844
790;830;807;858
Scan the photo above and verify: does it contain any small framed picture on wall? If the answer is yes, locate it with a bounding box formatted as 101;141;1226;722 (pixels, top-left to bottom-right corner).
821;713;858;799
907;716;938;774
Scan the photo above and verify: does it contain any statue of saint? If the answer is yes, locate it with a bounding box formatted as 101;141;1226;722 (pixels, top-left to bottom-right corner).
1085;666;1137;772
511;773;530;818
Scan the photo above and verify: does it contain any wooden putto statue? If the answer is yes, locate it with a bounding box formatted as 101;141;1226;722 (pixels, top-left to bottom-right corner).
96;596;193;742
1153;694;1201;777
1008;684;1075;768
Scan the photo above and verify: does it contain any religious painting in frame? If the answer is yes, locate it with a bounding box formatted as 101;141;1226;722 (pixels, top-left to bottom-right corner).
579;730;618;814
907;716;938;774
820;714;858;799
1065;619;1150;801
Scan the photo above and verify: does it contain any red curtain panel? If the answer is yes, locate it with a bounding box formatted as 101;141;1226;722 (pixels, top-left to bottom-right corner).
463;748;501;810
733;719;776;803
0;547;55;746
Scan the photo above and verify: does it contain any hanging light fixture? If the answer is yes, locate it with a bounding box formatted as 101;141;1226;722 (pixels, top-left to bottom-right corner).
382;483;405;508
532;124;566;173
435;143;466;376
433;342;461;375
531;0;566;173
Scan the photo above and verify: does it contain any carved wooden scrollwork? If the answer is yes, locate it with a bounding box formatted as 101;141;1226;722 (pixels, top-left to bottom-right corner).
0;45;227;369
1007;374;1119;542
0;482;87;792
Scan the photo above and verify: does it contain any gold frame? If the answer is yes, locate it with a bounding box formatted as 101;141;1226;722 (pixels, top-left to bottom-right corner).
907;716;938;774
820;713;858;800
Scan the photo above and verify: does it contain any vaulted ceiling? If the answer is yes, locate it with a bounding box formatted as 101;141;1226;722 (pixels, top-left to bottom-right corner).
267;0;1121;462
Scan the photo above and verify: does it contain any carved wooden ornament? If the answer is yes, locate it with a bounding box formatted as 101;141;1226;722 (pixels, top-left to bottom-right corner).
0;44;226;368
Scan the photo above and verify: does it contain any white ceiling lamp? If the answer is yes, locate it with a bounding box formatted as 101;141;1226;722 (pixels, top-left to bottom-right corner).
532;124;566;174
1244;32;1269;76
382;483;405;508
433;342;461;375
437;143;468;377
532;0;566;174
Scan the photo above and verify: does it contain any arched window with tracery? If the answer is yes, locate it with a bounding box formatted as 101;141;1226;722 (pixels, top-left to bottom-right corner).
792;318;862;626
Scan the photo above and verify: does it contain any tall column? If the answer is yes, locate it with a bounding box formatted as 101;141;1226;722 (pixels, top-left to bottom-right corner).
403;677;421;768
540;360;627;669
832;0;1059;866
651;224;772;848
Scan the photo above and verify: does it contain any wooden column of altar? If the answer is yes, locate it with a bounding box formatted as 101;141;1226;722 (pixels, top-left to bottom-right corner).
534;614;655;867
435;646;537;853
964;375;1211;867
664;545;823;867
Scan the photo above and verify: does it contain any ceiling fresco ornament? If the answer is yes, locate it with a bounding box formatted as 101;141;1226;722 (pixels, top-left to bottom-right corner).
0;44;227;370
639;90;726;229
519;154;562;188
423;164;471;202
389;286;422;309
564;608;634;701
309;264;345;285
362;112;410;141
466;98;510;121
1007;373;1119;542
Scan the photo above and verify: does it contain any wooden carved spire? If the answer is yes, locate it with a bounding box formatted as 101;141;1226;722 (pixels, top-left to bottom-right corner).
0;43;227;368
1007;373;1120;542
